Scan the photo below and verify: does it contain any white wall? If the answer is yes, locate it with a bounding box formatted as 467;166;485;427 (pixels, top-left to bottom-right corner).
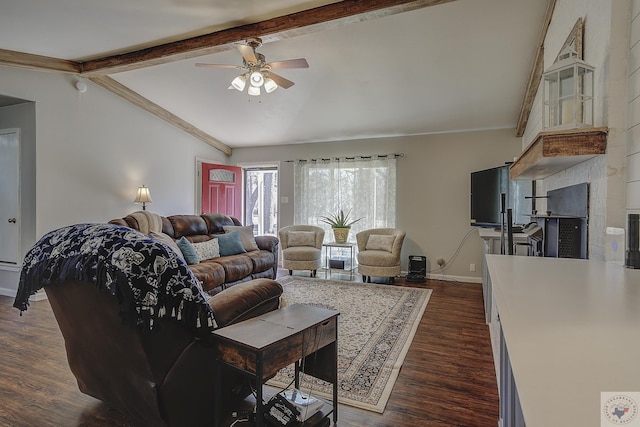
628;0;640;214
521;0;631;260
231;129;523;281
0;65;227;294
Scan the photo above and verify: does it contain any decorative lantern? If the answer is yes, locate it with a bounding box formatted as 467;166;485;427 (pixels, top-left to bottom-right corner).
543;46;594;129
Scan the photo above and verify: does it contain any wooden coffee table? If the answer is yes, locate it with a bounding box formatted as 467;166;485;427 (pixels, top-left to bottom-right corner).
213;303;339;427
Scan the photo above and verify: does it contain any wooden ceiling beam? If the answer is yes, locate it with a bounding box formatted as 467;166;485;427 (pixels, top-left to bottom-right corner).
0;1;455;155
89;76;232;155
515;0;556;137
81;0;456;75
0;48;80;74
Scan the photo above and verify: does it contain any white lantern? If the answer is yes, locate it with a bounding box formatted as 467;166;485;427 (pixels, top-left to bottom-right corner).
543;47;594;129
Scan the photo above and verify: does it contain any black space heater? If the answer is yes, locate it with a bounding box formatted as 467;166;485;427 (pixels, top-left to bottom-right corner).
406;255;427;283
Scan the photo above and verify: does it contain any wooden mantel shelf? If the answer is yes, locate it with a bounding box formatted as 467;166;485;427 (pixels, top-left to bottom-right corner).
509;127;608;180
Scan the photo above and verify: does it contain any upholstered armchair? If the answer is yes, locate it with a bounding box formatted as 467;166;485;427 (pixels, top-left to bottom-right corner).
356;228;406;283
279;225;325;277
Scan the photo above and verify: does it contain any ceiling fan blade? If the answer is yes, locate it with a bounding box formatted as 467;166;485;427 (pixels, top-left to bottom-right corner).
237;44;258;65
267;58;309;69
268;72;295;89
195;63;244;69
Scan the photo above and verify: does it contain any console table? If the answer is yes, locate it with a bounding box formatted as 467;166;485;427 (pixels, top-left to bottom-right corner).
485;255;640;426
213;303;339;427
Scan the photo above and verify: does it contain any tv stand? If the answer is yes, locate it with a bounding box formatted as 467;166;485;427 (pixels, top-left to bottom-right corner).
493;225;523;233
529;215;584;258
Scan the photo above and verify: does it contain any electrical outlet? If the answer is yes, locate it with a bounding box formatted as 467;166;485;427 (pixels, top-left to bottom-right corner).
436;258;445;267
470;263;476;272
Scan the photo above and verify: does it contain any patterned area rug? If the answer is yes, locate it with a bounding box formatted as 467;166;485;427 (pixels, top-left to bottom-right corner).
268;276;432;413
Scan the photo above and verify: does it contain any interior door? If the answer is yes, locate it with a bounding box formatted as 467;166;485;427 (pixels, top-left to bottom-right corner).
0;129;19;264
201;163;242;217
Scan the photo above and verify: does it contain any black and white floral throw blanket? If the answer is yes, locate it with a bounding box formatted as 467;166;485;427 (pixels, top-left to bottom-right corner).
14;223;217;337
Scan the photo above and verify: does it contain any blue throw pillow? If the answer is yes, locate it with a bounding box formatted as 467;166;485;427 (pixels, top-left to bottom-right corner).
215;231;247;257
176;236;200;265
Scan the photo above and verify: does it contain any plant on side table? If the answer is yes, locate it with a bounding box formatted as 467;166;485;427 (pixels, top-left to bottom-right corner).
320;209;362;243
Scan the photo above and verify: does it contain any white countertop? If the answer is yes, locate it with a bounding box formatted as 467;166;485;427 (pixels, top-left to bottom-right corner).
485;255;640;427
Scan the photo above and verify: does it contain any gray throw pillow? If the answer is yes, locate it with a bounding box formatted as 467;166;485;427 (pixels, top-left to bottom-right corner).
214;231;247;257
223;225;259;251
176;236;200;264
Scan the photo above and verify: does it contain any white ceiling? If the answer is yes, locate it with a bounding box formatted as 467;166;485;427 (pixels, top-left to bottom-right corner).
0;0;549;149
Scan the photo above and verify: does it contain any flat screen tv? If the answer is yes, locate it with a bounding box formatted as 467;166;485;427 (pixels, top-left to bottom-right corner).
470;165;509;228
470;165;533;228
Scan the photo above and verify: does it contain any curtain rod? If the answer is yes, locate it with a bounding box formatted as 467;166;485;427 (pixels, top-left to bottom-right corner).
285;153;404;163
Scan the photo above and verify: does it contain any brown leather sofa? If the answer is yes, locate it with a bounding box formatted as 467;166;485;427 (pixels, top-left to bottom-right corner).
109;213;279;295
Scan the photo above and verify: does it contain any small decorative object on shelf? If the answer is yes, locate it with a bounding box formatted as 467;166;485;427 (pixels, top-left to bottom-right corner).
542;18;594;131
319;209;362;243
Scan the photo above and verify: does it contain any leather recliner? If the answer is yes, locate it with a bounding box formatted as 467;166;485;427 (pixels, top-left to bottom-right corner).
14;223;283;427
44;278;282;427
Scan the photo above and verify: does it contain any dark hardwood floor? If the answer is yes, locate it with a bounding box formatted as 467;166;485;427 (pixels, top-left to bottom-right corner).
0;271;498;427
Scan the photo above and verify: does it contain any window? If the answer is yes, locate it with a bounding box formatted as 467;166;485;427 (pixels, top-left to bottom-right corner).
244;167;278;236
294;156;397;241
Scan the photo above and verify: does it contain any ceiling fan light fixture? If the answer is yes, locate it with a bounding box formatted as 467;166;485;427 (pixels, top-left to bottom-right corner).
250;71;264;87
264;78;278;93
231;74;246;91
197;38;307;95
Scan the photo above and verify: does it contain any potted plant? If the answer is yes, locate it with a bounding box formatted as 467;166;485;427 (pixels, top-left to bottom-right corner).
320;209;362;243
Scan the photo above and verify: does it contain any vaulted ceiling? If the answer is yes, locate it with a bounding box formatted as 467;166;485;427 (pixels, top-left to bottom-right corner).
0;0;551;154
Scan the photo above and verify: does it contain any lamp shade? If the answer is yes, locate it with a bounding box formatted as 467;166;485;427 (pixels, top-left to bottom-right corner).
248;86;261;96
264;77;278;93
231;75;247;91
250;71;264;87
134;185;152;210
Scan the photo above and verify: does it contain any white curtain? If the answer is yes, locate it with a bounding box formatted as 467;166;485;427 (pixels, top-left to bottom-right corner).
294;156;397;241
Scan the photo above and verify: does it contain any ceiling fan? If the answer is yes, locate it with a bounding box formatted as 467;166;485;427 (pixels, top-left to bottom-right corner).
195;37;309;95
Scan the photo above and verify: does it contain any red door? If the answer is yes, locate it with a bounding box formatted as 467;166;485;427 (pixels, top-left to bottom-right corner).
201;163;243;217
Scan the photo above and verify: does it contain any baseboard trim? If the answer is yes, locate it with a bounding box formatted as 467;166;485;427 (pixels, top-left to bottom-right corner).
0;287;16;298
0;287;47;301
425;273;482;284
0;263;21;272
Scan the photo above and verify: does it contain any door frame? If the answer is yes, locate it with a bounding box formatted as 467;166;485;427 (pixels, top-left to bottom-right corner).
0;128;21;266
195;157;220;215
237;161;280;233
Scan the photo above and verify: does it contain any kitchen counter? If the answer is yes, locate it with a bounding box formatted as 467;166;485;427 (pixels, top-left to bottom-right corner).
485;254;640;426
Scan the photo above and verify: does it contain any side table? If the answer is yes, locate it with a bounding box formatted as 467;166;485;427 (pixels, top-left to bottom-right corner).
213;303;339;427
322;242;357;280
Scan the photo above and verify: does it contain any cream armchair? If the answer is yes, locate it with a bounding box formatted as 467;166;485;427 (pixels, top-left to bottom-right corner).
279;225;325;277
356;228;406;283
